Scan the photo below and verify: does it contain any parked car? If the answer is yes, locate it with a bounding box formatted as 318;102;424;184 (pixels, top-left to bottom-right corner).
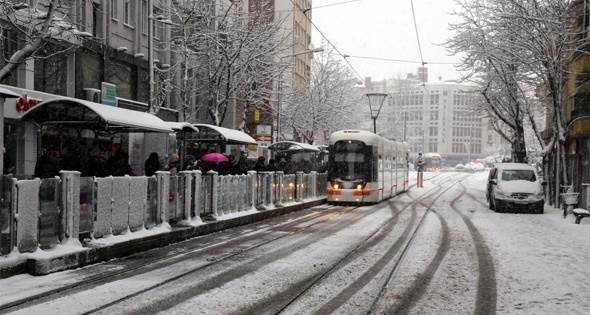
486;163;545;213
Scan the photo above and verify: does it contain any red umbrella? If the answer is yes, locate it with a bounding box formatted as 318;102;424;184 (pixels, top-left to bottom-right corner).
200;153;229;164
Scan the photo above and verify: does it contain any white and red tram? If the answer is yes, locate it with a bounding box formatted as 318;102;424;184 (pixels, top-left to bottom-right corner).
327;130;409;203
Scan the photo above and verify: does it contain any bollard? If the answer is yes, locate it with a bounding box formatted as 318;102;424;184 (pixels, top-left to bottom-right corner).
193;170;202;219
296;172;304;202
248;171;257;210
310;171;318;198
59;171;81;245
155;171;170;224
208;171;219;217
179;171;193;222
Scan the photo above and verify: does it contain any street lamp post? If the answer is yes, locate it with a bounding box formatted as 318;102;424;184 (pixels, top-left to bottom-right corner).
366;93;388;134
275;47;324;143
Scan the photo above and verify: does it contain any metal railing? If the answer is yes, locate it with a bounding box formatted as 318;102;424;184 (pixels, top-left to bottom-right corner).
0;171;327;256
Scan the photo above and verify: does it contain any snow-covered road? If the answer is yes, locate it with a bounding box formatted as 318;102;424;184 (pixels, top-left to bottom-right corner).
1;171;589;314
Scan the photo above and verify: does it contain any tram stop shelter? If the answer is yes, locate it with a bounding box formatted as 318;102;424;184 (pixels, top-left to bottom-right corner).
165;122;199;170
181;123;256;158
268;141;321;173
20;97;174;177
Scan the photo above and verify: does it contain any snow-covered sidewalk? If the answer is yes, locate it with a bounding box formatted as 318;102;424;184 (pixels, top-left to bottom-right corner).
457;172;590;314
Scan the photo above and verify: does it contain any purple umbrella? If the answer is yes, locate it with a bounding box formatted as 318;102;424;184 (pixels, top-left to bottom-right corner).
200;153;229;164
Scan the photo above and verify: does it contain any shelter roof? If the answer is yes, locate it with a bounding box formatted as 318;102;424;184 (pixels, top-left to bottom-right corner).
20;98;173;133
268;141;320;152
191;124;256;145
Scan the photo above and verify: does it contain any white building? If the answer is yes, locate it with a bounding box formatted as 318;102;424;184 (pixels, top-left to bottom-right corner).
356;70;509;165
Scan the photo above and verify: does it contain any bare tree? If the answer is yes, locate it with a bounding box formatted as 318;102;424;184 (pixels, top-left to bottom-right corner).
282;48;358;144
164;0;290;127
0;0;86;82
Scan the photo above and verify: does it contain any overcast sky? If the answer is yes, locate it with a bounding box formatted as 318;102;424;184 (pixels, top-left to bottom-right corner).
311;0;463;82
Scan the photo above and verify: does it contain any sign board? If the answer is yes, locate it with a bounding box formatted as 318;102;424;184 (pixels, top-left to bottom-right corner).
256;124;272;136
15;95;42;112
256;135;272;142
101;82;117;106
254;109;260;123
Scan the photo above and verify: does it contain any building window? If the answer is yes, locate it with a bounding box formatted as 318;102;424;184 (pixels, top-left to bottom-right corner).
111;0;117;20
124;0;132;25
142;0;148;34
429;127;438;137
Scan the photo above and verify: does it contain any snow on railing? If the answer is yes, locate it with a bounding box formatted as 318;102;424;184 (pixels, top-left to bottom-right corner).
0;171;327;256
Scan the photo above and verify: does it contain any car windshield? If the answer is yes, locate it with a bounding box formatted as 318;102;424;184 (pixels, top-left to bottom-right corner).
501;170;536;182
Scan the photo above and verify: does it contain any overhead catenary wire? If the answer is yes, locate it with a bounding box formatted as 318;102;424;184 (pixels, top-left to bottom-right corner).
409;0;425;67
287;0;365;81
343;55;460;65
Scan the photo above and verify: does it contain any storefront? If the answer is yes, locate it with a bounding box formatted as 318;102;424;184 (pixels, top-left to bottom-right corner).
567;116;590;208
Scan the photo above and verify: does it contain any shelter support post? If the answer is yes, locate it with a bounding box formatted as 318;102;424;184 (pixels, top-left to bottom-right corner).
60;171;81;245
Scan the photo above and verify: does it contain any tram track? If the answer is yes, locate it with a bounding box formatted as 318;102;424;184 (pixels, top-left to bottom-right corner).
0;204;351;313
2;173;448;314
224;174;460;315
81;176;448;314
367;173;470;314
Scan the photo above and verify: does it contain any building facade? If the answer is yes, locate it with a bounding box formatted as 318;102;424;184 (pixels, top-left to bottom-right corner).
358;70;507;165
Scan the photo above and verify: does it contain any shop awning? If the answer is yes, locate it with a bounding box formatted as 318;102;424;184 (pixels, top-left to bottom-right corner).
165;122;199;133
191;123;256;145
20;98;173;133
268;141;320;152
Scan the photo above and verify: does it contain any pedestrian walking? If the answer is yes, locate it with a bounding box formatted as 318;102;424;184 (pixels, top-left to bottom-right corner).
416;152;425;188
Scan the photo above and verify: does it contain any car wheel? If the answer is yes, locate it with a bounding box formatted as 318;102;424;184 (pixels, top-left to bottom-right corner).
493;199;502;213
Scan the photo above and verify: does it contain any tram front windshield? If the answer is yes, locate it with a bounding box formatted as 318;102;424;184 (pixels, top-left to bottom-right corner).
328;141;374;182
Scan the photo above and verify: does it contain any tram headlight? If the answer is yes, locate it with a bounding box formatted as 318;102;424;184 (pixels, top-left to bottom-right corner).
357;184;363;190
333;183;340;190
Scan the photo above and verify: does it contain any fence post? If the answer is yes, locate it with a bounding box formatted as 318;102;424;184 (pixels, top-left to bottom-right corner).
193;170;202;219
179;171;193;222
248;171;257;210
15;178;40;253
267;171;275;208
275;171;284;207
310;171;318;198
59;171;81;245
156;171;170;225
208;170;219;217
296;172;304;202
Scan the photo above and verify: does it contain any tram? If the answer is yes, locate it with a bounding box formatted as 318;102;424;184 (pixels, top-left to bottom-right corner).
327;130;409;203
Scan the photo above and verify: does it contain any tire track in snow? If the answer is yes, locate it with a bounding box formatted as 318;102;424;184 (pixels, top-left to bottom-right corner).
451;183;497;315
384;209;450;314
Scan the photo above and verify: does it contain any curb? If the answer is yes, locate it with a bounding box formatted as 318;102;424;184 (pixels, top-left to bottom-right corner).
3;199;325;278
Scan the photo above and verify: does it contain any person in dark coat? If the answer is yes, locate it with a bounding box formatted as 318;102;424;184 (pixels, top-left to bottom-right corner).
107;151;132;176
255;156;267;172
144;152;161;176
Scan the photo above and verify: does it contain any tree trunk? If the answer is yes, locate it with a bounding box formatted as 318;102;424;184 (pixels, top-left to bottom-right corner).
512;125;527;163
